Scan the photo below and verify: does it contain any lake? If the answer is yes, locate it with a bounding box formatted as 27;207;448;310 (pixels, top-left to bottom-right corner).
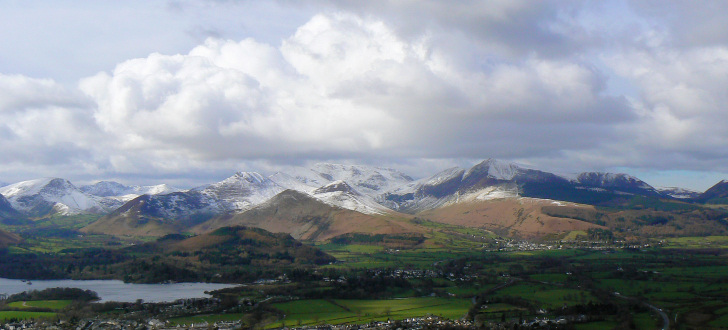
0;278;238;302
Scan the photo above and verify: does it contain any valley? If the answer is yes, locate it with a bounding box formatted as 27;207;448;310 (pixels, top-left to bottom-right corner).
1;160;728;328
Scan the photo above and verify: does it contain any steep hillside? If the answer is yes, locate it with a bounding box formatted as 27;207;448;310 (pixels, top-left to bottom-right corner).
541;199;728;238
83;172;286;237
658;187;701;199
0;228;21;248
573;172;661;197
0;178;110;217
696;180;728;204
192;190;422;241
0;194;23;222
417;198;604;239
166;226;335;265
81;192;216;237
80;181;178;200
193;172;283;211
383;159;570;212
311;180;393;215
383;159;677;214
271;163;414;198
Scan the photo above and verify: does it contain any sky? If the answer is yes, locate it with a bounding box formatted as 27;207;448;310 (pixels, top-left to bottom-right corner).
1;0;728;191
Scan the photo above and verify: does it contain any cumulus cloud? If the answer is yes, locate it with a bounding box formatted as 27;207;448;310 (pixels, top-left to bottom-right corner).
0;74;102;180
76;13;626;173
3;1;728;190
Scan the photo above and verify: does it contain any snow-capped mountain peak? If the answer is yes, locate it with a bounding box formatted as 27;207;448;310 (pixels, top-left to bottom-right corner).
313;180;359;195
231;171;267;185
576;172;655;190
657;186;701;199
0;178;107;216
198;171;284;211
311;180;391;215
310;163;414;195
424;167;465;187
141;184;176;195
464;158;523;181
81;181;179;197
80;181;127;197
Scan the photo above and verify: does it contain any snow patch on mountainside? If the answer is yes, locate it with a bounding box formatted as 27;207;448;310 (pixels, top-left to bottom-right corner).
657;187;701;199
311;180;391;215
310;163;414;196
469;185;520;201
424;167;464;187
81;181;179;198
196;172;284;211
0;178;108;215
464;159;524;181
574;172;659;195
269;171;322;194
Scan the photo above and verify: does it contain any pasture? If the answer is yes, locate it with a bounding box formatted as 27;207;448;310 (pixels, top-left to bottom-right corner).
266;297;471;328
6;300;71;310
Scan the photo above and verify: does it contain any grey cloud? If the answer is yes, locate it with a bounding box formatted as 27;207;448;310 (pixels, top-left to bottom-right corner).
76;13;624;173
629;1;728;47
3;1;728;188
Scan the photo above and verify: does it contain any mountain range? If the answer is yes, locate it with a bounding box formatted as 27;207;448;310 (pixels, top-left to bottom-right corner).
3;159;728;240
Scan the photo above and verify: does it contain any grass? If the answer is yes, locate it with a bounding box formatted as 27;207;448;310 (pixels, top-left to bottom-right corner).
169;313;246;325
266;297;471;328
709;313;728;328
633;312;657;330
318;244;386;254
478;303;523;313
492;282;596;309
530;273;568;283
662;236;728;248
0;311;56;321
562;230;588;241
573;320;618;330
6;300;72;310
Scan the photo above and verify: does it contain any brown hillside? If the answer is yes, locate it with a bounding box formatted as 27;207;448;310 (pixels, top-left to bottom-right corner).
82;214;178;237
0;228;21;248
81;196;180;237
418;197;604;239
192;190;423;241
168;226;335;266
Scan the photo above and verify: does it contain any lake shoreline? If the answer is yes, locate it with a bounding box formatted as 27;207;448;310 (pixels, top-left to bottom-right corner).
0;278;239;303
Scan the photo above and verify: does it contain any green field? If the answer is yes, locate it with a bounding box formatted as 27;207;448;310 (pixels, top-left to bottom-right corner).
662;236;728;248
6;300;71;310
0;311;56;321
573;320;619;330
266;297;471;328
170;313;247;326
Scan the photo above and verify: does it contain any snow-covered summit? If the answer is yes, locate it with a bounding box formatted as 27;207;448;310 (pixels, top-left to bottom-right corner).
311;180;391;215
313;180;357;195
657;187;701;199
464;159;525;181
269;168;329;194
0;178;108;216
423;167;465;187
81;181;178;197
310;163;414;196
196;172;284;211
574;172;659;196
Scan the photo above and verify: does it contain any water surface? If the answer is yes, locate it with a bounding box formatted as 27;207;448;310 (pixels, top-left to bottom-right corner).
0;278;237;302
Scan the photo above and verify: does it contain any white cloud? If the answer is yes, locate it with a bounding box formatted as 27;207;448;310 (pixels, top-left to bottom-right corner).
73;13;625;174
2;2;728;191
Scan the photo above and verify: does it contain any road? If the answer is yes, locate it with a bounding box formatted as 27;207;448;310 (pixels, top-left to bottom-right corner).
613;292;669;330
644;302;670;330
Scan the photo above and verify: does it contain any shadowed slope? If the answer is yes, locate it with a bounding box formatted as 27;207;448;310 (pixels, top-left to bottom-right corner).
192;190;423;241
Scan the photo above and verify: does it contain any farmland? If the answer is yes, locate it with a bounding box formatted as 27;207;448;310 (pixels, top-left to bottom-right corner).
264;298;472;328
3;215;728;328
